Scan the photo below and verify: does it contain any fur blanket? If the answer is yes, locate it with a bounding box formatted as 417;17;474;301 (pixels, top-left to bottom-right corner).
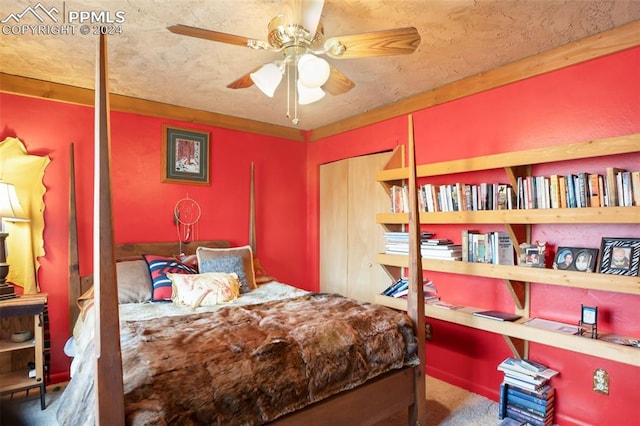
58;293;417;425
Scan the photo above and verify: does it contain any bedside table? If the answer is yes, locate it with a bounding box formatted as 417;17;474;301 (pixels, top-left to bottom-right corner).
0;293;48;410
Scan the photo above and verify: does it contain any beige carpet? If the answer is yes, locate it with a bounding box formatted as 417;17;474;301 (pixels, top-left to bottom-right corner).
2;376;498;425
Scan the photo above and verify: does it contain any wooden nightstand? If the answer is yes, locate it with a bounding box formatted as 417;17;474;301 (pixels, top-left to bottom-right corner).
0;293;47;410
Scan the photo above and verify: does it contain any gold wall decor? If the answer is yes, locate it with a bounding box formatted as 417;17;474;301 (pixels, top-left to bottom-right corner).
593;368;609;395
0;137;50;294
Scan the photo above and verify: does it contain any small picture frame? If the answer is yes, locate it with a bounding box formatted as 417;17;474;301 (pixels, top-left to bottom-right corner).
553;247;598;272
518;241;547;268
598;237;640;276
579;304;598;339
162;125;210;185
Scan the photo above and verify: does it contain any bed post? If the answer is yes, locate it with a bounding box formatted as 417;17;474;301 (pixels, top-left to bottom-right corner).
94;32;125;424
406;114;427;424
249;162;256;252
68;143;80;335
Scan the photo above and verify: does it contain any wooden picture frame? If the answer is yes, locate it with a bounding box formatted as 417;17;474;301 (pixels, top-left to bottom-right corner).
598;237;640;276
553;247;598;272
162;125;210;185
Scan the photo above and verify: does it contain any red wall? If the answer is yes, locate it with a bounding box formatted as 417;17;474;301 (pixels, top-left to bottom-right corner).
307;47;640;425
0;94;309;383
1;45;638;425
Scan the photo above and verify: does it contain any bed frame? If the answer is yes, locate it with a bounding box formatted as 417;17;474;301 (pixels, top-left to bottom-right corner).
67;34;426;425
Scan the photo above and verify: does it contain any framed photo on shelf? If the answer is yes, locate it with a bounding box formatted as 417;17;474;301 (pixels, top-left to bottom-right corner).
162;125;210;185
553;247;598;272
598;237;640;276
518;241;547;268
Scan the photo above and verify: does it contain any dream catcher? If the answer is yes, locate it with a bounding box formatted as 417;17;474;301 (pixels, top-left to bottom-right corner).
174;195;201;245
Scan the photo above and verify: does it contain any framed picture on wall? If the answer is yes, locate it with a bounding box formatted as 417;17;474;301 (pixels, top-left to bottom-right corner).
162;125;210;185
598;237;640;276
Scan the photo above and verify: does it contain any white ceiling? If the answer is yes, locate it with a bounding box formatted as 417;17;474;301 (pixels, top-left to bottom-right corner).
1;0;640;131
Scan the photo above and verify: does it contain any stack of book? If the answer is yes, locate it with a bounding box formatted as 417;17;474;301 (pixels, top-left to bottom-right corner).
420;238;462;261
498;358;558;426
383;231;435;254
380;277;439;302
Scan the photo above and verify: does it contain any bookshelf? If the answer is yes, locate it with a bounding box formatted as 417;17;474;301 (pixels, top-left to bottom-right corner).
374;133;640;367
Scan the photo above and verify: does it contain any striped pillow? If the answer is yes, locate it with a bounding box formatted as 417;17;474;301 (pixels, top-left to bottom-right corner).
143;255;197;301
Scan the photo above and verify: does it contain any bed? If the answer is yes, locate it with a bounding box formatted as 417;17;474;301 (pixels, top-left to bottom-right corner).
57;34;427;425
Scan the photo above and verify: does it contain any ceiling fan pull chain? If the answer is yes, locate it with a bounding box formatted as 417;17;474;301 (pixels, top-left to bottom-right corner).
293;59;299;125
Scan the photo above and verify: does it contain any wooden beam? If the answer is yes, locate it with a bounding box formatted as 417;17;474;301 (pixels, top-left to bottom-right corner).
309;20;640;141
94;33;125;425
0;73;305;142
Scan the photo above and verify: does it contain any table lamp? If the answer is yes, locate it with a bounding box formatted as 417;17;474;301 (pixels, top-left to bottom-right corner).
0;180;29;299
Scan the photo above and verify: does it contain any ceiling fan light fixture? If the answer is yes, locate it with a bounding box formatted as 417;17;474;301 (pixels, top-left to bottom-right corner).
297;54;330;88
297;80;325;105
250;63;283;97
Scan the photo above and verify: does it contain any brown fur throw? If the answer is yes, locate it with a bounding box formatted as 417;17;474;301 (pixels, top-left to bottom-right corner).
58;293;417;425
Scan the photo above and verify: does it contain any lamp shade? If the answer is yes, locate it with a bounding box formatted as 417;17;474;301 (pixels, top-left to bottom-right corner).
0;181;29;222
297;80;325;105
297;54;330;88
250;63;283;97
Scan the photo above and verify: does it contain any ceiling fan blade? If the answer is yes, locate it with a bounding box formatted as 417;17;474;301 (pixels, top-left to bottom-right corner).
280;0;325;39
322;65;355;95
168;24;270;50
324;27;420;59
226;66;263;89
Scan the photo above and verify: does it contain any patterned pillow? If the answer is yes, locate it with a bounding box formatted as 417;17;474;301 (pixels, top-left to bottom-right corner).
168;272;241;308
143;255;197;301
196;246;257;293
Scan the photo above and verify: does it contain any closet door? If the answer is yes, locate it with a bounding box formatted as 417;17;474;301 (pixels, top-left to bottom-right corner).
319;151;392;303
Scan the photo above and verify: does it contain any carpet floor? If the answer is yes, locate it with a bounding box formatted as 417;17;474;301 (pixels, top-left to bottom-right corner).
2;376;498;425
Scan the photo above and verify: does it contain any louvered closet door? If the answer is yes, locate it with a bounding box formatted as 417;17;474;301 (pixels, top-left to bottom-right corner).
319;151;392;303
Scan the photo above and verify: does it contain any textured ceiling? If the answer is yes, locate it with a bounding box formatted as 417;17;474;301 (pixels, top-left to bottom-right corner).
1;0;640;130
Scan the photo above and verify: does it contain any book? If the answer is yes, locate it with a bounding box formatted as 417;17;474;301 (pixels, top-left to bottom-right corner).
606;167;625;206
506;406;553;426
503;375;548;392
493;232;515;265
430;300;463;310
522;317;580;335
498;357;559;381
506;389;554;414
473;310;521;321
506;384;555;404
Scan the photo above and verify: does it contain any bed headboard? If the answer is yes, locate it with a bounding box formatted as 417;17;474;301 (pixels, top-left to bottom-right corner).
114;240;230;259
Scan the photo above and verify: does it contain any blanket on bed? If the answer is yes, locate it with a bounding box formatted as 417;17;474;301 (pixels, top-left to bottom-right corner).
57;293;418;425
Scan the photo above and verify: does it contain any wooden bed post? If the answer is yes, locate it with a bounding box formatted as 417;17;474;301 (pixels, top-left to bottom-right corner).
406;114;427;425
94;32;125;424
68;143;80;335
249;162;256;252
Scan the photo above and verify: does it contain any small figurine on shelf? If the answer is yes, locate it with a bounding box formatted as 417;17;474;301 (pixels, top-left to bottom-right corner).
579;304;598;339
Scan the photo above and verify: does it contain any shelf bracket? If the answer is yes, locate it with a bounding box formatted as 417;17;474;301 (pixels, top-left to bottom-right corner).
502;279;528;311
503;335;527;359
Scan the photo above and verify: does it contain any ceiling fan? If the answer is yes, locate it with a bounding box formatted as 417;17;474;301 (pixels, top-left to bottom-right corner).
168;0;420;125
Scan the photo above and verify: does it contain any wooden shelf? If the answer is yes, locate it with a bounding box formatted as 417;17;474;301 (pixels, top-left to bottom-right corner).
376;133;640;181
375;295;640;367
375;253;640;295
375;132;639;369
377;206;640;225
0;339;35;353
0;371;41;393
